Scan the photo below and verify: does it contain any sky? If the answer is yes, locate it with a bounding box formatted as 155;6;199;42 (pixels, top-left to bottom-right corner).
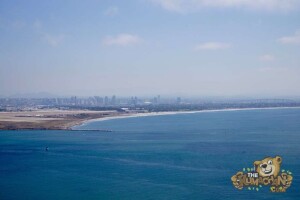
0;0;300;97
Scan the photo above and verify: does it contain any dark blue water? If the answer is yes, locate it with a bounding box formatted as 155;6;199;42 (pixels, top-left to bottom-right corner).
1;108;300;199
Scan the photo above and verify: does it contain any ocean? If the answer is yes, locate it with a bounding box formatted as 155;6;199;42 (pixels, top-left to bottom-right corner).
0;108;300;199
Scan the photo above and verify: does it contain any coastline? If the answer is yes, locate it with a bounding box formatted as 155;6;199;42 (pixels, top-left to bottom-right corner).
73;106;300;129
1;106;300;131
0;110;120;131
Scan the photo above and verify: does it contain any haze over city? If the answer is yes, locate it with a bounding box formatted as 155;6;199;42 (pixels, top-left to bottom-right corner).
1;2;300;199
1;0;300;97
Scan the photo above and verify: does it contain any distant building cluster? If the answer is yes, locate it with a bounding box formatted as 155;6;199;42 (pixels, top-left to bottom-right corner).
0;95;184;111
58;95;179;106
0;95;299;112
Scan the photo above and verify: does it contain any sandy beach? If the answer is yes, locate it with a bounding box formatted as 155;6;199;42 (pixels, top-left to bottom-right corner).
1;107;300;130
74;106;300;128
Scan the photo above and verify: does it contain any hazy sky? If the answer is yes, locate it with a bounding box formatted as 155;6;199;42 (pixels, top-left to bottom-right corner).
0;0;300;97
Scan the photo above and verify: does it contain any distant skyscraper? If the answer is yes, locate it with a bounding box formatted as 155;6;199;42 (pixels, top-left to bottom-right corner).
111;95;116;105
88;97;96;105
71;96;77;105
130;96;138;105
104;96;109;106
176;97;181;104
94;96;104;106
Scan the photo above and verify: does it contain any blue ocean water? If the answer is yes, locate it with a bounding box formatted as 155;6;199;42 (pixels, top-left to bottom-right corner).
0;108;300;200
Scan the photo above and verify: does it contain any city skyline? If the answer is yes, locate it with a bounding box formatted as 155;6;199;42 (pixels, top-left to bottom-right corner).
1;0;300;97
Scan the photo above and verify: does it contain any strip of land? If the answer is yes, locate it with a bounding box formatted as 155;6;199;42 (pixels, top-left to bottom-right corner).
1;107;300;130
0;109;130;130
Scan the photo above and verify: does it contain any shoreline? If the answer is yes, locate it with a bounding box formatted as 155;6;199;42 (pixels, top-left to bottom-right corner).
1;106;300;131
0;110;119;131
73;106;300;129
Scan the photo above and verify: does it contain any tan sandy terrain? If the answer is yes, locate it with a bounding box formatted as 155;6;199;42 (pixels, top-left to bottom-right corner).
0;109;121;130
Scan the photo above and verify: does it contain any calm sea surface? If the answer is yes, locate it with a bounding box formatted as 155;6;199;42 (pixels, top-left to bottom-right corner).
1;108;300;199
